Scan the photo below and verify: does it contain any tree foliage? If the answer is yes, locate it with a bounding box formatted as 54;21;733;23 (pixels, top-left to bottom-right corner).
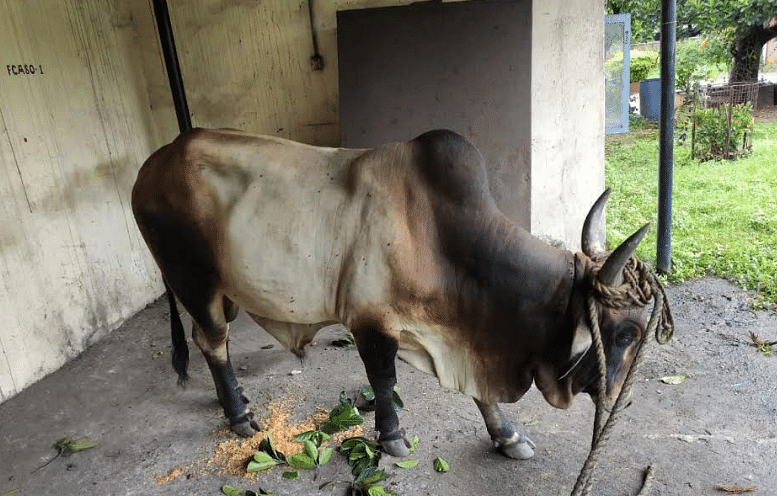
686;0;775;39
606;0;777;81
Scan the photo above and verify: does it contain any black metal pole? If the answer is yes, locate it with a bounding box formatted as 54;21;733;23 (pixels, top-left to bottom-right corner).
657;0;676;274
152;0;192;133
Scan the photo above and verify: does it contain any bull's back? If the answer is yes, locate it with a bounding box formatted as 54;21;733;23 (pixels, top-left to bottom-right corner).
134;128;423;326
212;133;367;322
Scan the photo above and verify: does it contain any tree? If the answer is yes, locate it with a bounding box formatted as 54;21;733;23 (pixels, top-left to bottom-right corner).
607;0;777;83
605;0;702;43
688;0;776;82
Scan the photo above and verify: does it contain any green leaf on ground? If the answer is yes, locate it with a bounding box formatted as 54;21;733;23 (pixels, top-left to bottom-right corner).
257;430;282;461
55;436;96;456
247;451;280;472
332;333;356;348
294;430;330;447
282;470;299;479
366;485;395;496
394;459;419;469
433;456;449;473
321;393;364;434
360;385;376;402
408;435;421;454
303;440;318;460
358;385;404;412
318;446;334;465
355;466;389;485
286;453;316;470
221;485;257;496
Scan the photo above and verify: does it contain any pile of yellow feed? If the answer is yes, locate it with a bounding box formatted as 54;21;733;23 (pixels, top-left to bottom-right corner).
154;394;365;484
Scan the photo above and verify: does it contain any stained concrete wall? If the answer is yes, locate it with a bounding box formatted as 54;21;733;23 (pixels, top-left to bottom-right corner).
0;0;604;403
0;0;173;401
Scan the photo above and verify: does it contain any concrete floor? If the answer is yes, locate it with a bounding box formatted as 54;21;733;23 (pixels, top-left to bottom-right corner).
2;277;776;495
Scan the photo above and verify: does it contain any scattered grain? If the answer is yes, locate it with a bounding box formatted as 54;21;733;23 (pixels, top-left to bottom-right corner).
153;394;365;484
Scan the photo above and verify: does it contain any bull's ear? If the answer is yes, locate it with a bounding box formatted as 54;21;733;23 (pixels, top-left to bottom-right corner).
559;321;592;380
581;189;610;257
569;320;592;359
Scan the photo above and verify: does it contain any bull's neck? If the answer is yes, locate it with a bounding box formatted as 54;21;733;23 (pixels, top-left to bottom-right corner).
442;209;576;322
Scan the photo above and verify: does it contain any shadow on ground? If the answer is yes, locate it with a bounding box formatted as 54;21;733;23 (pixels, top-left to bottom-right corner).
1;277;775;495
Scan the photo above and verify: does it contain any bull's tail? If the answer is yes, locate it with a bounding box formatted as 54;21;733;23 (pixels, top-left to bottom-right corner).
165;280;189;386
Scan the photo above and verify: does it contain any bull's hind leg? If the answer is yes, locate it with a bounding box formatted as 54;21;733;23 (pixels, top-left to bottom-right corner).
354;327;411;457
474;399;535;459
134;209;256;436
190;315;260;436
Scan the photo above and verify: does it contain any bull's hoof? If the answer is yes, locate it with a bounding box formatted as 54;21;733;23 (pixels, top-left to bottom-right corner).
378;429;412;457
498;436;536;460
231;412;262;437
380;437;411;457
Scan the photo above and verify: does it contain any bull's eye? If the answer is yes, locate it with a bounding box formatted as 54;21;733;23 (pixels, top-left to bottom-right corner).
615;324;637;348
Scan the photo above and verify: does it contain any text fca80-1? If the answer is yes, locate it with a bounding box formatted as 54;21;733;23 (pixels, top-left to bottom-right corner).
7;64;44;75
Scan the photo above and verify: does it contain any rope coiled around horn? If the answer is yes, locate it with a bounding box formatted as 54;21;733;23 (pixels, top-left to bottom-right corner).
589;257;674;344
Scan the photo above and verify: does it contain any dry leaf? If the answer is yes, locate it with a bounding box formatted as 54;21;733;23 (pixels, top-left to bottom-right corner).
749;332;770;347
715;484;757;493
749;331;776;346
660;374;688;385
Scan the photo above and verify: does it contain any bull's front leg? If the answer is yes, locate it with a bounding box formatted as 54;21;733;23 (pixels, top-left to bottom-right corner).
474;399;535;459
354;328;411;457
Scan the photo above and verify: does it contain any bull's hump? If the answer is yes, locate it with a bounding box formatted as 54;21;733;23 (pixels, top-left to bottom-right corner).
411;130;495;208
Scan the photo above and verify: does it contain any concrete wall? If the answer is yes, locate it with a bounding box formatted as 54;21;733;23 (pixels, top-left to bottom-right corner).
166;0;604;247
0;0;174;401
531;0;605;248
0;0;604;402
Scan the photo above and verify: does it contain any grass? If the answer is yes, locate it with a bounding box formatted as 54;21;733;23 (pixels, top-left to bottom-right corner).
605;115;777;307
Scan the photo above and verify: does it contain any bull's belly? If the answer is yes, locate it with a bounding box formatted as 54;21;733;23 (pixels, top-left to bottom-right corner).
221;247;338;325
219;185;351;324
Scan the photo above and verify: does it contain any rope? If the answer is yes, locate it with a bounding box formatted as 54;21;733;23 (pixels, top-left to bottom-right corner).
570;258;674;496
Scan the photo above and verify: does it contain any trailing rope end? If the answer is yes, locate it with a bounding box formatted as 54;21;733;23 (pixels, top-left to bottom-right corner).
637;464;656;496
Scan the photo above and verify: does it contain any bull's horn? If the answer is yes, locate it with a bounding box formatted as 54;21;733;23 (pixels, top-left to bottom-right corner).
597;223;650;286
581;189;611;257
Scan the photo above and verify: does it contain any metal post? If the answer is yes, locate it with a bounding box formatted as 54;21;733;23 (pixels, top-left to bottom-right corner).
152;0;192;133
656;0;676;274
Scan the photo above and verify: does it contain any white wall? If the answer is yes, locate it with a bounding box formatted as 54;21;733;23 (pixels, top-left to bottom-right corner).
0;0;605;402
0;0;173;401
531;0;606;249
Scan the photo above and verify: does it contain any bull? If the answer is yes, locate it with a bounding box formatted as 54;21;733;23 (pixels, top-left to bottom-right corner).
131;128;654;459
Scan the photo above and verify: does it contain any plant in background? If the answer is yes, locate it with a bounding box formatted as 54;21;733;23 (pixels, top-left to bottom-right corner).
691;102;754;160
676;39;714;93
608;0;777;83
630;50;660;82
699;28;737;68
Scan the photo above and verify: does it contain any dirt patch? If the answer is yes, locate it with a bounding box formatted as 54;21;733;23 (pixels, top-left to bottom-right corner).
753;105;777;123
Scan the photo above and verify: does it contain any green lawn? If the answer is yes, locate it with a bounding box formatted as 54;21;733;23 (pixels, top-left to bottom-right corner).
605;116;777;306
